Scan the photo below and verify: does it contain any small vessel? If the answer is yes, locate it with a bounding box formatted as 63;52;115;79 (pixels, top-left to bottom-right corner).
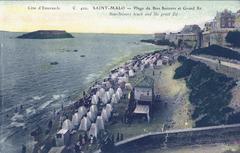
80;55;85;57
50;61;59;65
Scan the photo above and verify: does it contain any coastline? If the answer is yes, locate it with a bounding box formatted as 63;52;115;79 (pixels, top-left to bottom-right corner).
30;46;170;153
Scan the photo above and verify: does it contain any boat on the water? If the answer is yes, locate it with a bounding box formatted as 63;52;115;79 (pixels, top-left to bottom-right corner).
50;62;59;65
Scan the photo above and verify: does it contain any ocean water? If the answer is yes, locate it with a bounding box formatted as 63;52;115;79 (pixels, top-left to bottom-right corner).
0;32;163;153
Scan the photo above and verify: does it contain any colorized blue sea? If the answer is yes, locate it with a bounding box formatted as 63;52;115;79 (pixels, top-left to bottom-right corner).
0;32;163;153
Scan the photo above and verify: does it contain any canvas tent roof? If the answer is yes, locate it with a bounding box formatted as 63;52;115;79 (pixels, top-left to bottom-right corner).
108;88;114;97
78;106;87;119
91;95;99;105
111;94;118;104
101;108;110;122
62;119;73;131
88;123;98;138
90;105;98;114
87;111;96;122
72;113;80;127
79;117;91;131
135;76;154;88
96;116;104;130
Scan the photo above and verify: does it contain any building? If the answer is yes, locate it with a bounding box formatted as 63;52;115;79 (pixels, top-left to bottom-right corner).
134;76;154;105
133;76;154;122
204;20;218;32
215;9;235;29
56;129;70;146
154;33;166;40
181;24;202;34
201;30;229;47
165;32;178;44
234;10;240;29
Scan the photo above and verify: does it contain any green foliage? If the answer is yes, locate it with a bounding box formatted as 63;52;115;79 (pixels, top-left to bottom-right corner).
174;58;237;127
191;45;240;61
173;57;200;79
226;31;240;47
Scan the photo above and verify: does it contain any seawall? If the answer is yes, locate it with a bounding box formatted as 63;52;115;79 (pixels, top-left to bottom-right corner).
103;124;240;153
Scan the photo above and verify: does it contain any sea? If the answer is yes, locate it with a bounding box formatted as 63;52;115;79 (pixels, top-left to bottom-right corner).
0;32;163;153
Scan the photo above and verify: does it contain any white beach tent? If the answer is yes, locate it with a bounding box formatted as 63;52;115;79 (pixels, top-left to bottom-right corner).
157;60;163;66
133;63;139;70
62;119;73;131
111;94;118;104
105;91;111;102
108;88;114;97
72;113;80;128
111;73;118;80
87;111;96;122
91;95;99;105
101;108;110;122
96;116;104;130
90;105;98;114
96;91;100;98
99;88;105;98
78;106;87;119
116;87;123;98
101;93;108;104
106;104;113;116
88;123;98;138
119;68;126;75
79;116;91;131
129;69;135;77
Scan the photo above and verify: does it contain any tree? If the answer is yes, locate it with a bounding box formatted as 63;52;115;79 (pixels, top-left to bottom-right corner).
225;31;240;47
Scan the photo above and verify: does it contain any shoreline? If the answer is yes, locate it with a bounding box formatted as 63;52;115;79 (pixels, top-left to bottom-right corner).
30;47;172;153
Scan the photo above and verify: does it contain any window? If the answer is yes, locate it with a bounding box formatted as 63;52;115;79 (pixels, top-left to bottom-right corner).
57;134;62;138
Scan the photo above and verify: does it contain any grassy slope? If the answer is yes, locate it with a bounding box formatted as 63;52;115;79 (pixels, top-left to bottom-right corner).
191;45;240;61
174;56;238;127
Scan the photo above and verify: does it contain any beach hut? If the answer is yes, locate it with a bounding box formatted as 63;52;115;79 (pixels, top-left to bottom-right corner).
79;116;91;131
90;105;98;114
78;106;87;119
106;104;113;116
87;111;96;122
71;113;80;128
101;108;110;122
96;91;100;98
91;94;99;105
133;63;139;70
56;129;70;146
62;119;73;131
111;73;118;80
116;87;123;99
111;94;118;104
105;91;111;102
119;68;126;75
108;88;114;97
101;94;108;104
88;123;98;138
96;116;104;130
129;69;135;77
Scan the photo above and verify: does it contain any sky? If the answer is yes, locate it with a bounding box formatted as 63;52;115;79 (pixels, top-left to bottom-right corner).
0;1;240;34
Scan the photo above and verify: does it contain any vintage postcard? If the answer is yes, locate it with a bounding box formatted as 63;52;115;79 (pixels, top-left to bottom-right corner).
1;0;240;153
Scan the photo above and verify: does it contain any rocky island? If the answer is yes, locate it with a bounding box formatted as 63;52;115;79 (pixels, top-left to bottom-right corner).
17;30;74;39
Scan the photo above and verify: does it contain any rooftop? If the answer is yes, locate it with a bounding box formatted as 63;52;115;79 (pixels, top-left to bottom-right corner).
135;76;154;88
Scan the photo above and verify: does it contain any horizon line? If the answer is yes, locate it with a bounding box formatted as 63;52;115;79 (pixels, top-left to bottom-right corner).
0;30;159;35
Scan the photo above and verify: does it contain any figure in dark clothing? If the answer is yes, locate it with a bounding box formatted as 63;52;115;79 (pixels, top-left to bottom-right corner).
120;133;124;141
21;144;26;153
116;133;120;142
111;134;115;143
